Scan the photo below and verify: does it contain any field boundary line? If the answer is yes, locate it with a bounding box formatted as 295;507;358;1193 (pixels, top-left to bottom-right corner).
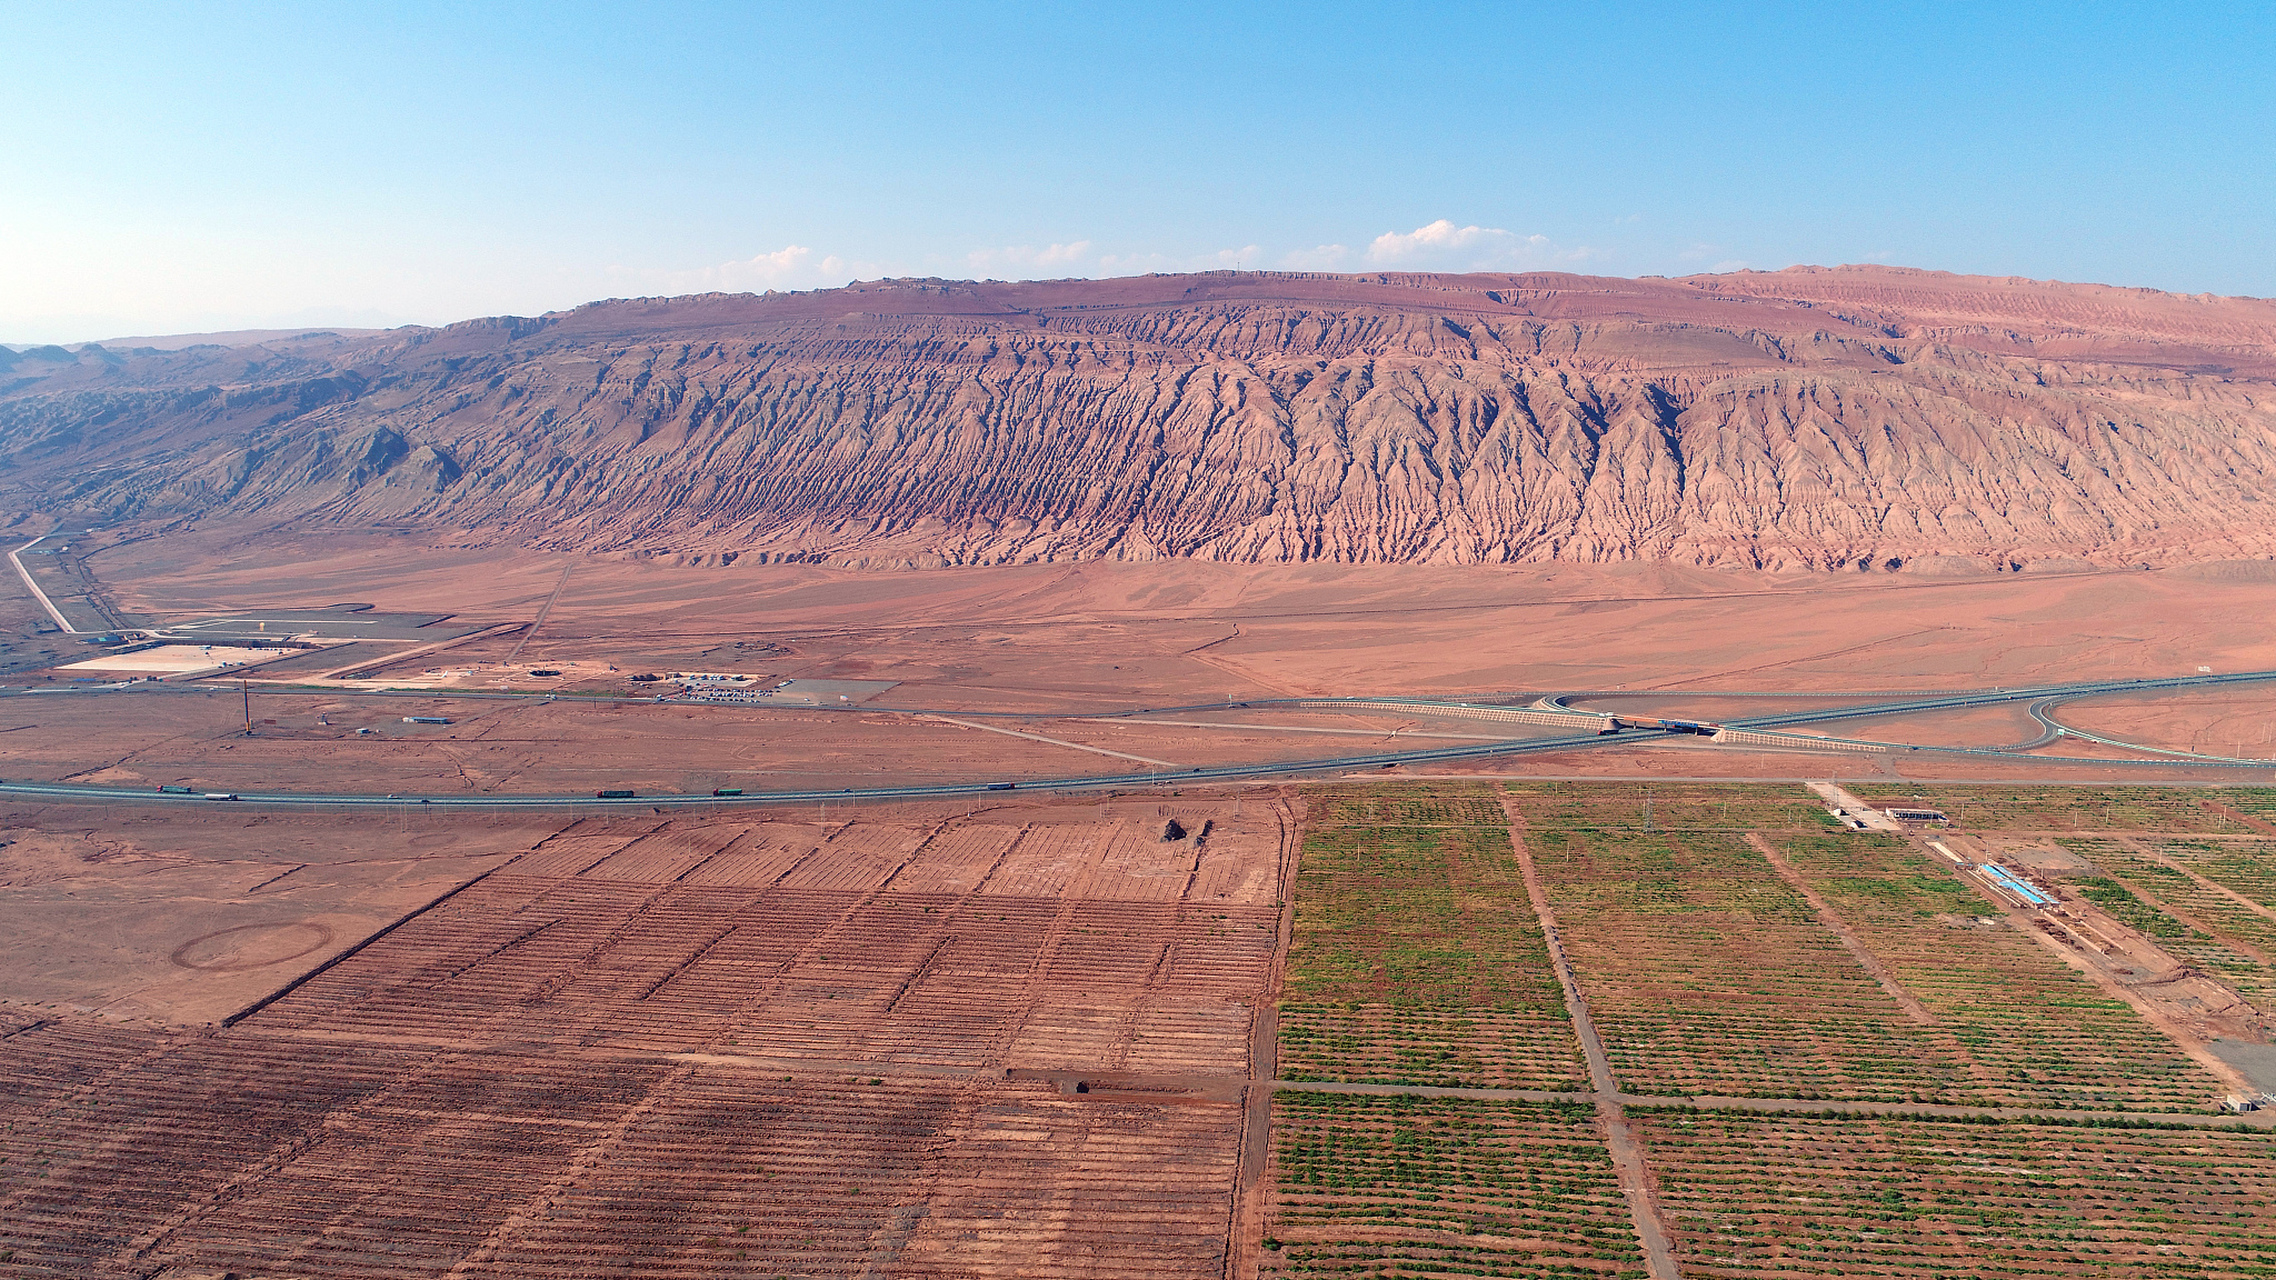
1268;1079;2275;1128
2201;797;2276;836
218;850;534;1028
1746;830;2010;1095
442;1062;700;1276
2102;837;2276;965
2115;836;2276;926
314;620;526;679
1744;833;1935;1029
1272;1080;1593;1104
111;1043;487;1275
1498;790;1682;1280
1229;791;1300;1280
1960;839;2262;1100
1082;716;1516;743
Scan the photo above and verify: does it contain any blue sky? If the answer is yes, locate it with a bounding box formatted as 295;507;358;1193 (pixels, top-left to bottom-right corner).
4;2;2271;340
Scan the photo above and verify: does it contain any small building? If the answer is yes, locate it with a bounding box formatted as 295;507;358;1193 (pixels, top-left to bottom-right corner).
1885;806;1948;822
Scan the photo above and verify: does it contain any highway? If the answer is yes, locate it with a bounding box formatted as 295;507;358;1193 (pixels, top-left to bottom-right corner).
1994;698;2071;752
7;535;82;635
2031;702;2276;766
0;668;2271;811
1720;668;2276;731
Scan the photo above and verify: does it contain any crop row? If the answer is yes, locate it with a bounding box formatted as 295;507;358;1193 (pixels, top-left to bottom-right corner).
1278;1005;1587;1091
1503;782;1828;833
1281;798;1579;1090
1529;827;1982;1101
1285;823;1563;1012
2152;837;2276;912
469;1072;1242;1278
1775;834;2221;1109
0;1025;492;1277
2050;840;2276;1012
0;1021;1248;1278
1633;1108;2276;1278
1263;1092;1640;1279
248;877;1277;1072
1845;784;2254;833
1306;784;1513;830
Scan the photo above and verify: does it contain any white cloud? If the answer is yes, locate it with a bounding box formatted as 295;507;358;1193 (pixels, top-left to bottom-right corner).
1094;245;1262;275
624;245;876;295
1281;243;1353;271
1364;219;1555;271
965;240;1095;276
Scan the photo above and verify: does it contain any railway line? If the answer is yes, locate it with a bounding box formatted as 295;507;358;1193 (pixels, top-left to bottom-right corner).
0;669;2271;811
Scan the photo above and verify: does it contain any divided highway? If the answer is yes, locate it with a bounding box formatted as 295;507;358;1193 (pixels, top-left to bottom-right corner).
1;669;2272;811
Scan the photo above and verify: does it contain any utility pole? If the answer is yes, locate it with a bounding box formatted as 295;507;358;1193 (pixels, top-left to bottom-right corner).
241;679;252;736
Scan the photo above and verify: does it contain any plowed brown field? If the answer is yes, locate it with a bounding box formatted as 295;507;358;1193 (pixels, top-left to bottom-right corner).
0;793;1297;1277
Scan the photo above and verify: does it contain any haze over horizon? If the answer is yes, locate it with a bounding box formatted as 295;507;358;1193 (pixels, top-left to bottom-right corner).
5;2;2273;343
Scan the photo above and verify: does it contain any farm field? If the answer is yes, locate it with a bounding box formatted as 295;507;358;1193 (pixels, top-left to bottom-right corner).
2149;836;2276;911
1844;784;2259;833
1260;1092;1639;1280
1633;1108;2276;1278
15;770;2276;1278
1772;833;2224;1109
2054;838;2276;1010
1499;782;1830;834
2208;788;2276;822
0;1027;1243;1278
1517;811;1978;1102
0;793;1292;1278
1278;785;1584;1090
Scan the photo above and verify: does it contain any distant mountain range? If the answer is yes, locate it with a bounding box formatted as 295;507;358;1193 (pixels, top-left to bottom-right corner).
4;266;2274;572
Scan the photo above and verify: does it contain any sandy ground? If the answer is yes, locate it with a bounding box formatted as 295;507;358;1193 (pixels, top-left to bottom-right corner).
0;530;2266;795
0;805;556;1024
56;644;290;673
82;527;2276;692
2059;689;2276;761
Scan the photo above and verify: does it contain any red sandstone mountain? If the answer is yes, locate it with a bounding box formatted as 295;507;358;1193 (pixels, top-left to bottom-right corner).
5;266;2274;571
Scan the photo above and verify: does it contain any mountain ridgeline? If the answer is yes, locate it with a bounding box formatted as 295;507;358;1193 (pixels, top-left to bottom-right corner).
6;266;2276;572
